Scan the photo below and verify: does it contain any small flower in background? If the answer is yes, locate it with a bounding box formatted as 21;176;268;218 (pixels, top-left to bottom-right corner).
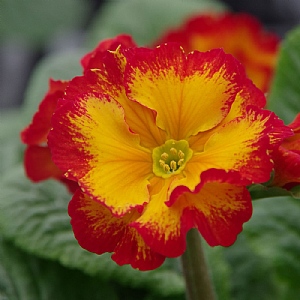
154;12;280;92
271;113;300;189
44;37;291;270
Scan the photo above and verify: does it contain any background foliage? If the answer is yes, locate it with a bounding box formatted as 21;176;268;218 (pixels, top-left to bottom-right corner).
0;0;299;299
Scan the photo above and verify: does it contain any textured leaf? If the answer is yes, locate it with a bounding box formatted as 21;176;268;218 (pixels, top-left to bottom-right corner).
0;109;24;175
268;26;300;123
86;0;227;48
0;236;119;300
0;166;185;297
0;0;91;47
223;196;300;300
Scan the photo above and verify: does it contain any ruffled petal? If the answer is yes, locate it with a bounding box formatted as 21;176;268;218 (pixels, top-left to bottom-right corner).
188;107;292;184
69;190;165;270
272;114;300;189
173;169;252;247
21;79;68;145
125;45;244;140
131;178;185;257
189;78;266;152
72;53;166;149
48;88;152;216
132;170;252;257
272;147;300;188
283;113;300;150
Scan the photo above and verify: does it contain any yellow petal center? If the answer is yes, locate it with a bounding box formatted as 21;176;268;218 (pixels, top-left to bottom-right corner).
152;139;193;178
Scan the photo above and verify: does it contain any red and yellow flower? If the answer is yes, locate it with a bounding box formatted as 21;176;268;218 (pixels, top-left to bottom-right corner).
271;113;300;189
155;13;279;92
46;40;291;270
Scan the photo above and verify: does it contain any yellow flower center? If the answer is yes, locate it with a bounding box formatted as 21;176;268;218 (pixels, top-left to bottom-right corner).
152;139;193;178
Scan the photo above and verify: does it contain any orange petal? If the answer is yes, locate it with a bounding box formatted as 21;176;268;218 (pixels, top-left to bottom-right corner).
71;54;166;149
69;190;165;270
48;89;152;216
188;107;292;184
125;45;244;140
272;147;300;188
132;169;252;257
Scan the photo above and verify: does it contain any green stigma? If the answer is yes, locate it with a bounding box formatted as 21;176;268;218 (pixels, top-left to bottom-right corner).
152;139;193;178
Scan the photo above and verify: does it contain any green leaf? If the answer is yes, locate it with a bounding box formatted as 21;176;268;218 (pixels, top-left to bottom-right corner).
267;26;300;124
0;109;25;175
0;0;91;48
223;196;300;299
0;236;119;300
21;49;87;123
0;166;185;298
86;0;227;48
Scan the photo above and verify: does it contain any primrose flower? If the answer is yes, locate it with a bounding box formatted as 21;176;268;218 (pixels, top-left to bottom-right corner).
155;12;279;92
271;113;300;189
47;41;291;270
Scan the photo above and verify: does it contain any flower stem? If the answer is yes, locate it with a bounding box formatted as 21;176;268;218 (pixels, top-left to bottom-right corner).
181;229;216;300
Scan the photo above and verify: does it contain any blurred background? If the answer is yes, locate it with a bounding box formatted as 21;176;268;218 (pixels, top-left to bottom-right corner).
1;0;299;109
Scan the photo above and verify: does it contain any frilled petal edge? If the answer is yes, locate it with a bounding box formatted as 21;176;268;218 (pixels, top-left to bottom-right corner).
69;190;165;270
48;88;153;216
131;169;252;257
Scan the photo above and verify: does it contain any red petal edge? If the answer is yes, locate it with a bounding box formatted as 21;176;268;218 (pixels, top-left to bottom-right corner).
69;190;165;270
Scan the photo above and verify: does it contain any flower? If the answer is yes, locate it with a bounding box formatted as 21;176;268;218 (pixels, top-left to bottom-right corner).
47;41;291;270
271;113;300;189
154;12;279;92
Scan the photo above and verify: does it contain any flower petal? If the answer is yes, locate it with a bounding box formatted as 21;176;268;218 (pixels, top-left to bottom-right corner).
155;13;279;92
69;190;165;270
132;170;252;257
272;147;300;188
189;79;266;152
173;169;252;247
188;107;292;184
272;114;300;189
131;179;185;257
48;88;152;216
283;113;300;150
24;145;78;193
81;34;137;70
125;44;244;139
24;145;62;181
71;52;166;149
21;79;68;145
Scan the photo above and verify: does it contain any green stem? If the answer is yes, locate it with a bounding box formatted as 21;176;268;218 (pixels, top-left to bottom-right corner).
181;229;216;300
